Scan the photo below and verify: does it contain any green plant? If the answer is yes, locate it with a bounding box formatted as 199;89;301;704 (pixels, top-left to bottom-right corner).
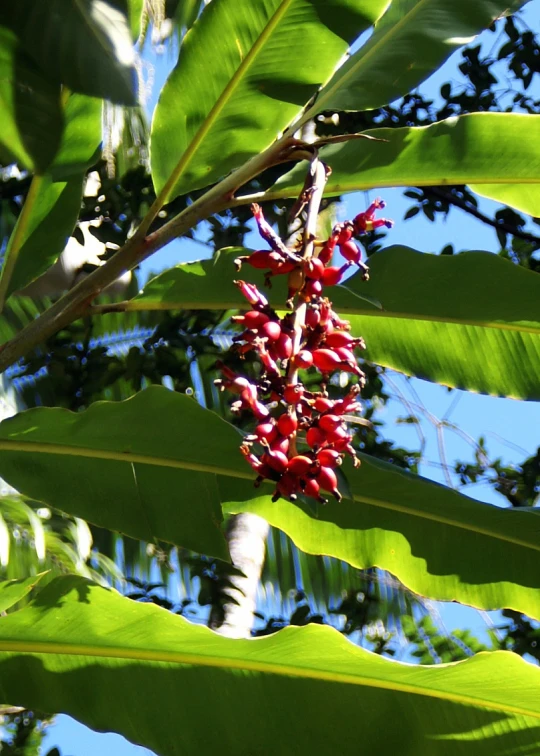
0;1;539;753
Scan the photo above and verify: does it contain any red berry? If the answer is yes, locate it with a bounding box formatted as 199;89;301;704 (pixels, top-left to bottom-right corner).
321;266;343;286
338;240;360;264
319;414;342;433
312;349;342;373
326;426;349;445
324;332;355;349
263;449;288;473
317;466;340;497
288;455;314;475
305;307;320;328
254;422;277;443
306;426;326;449
271;435;290;454
261;321;281;341
305;279;323;296
237;310;269;329
314;397;334;413
293;350;314;370
306;258;325;280
317;449;342;468
277;414;298;437
275;332;293;360
303;478;321;499
283;384;303;404
334;347;356;364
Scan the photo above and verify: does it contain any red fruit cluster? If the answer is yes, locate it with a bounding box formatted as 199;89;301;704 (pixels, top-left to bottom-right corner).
216;200;392;505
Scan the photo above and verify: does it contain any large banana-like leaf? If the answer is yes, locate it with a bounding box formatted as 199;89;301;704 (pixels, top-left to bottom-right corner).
2;388;540;618
150;0;388;201
470;183;540;217
1;175;84;299
0;26;62;173
0;388;230;561
0;93;102;302
0;576;540;756
300;0;526;121
0;0;138;105
254;113;540;216
131;246;540;400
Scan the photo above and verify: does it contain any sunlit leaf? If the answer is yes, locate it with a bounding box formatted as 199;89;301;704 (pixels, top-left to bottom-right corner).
150;0;387;200
0;576;539;755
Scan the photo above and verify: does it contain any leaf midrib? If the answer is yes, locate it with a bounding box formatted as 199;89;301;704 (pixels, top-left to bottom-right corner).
125;298;540;335
158;0;294;200
0;637;537;721
0;439;538;554
301;0;430;123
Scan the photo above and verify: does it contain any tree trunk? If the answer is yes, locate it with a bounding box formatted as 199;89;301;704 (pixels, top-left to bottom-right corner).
208;513;269;638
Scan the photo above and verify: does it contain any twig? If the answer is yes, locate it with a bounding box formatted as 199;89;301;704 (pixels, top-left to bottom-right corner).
427;186;540;247
0;138;315;373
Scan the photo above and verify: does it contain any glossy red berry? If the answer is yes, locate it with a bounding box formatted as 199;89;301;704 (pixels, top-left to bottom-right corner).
303;478;322;499
261;321;281;341
317;466;341;500
317;449;342;468
288;455;314;475
305;279;323;297
283;384;304;404
275;333;293;360
312;348;342;373
314;397;334;413
277;414;298;437
306;258;325;280
254;422;277;443
319;414;342;433
306;426;326;449
293;350;314;370
338;240;361;264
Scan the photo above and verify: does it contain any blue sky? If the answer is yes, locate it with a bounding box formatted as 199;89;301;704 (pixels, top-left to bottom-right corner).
41;3;540;754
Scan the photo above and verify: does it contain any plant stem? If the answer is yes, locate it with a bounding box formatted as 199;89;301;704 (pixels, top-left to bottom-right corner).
0;174;45;313
287;158;328;456
0;138;313;374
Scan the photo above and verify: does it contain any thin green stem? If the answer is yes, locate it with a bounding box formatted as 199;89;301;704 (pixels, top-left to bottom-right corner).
0;174;45;313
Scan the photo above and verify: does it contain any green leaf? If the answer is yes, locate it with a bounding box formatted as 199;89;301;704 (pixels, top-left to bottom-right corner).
0;26;62;172
0;0;138;105
132;246;540;400
2;389;540;618
1;576;540;755
301;0;525;120
176;0;202;30
259;114;540;217
0;572;47;613
0;388;230;561
126;0;144;40
1;174;84;298
222;449;540;622
49;93;103;180
150;0;387;201
470;183;540;217
336;246;540;400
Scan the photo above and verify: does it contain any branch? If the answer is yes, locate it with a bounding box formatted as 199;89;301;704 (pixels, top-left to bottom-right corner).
428;186;540;247
0;138;314;373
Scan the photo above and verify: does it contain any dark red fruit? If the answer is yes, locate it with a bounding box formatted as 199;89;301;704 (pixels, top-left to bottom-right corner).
288;455;314;475
277;414;298;437
317;449;342;468
261;321;281;341
283;384;304;404
293;350;314;370
306;426;326;449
